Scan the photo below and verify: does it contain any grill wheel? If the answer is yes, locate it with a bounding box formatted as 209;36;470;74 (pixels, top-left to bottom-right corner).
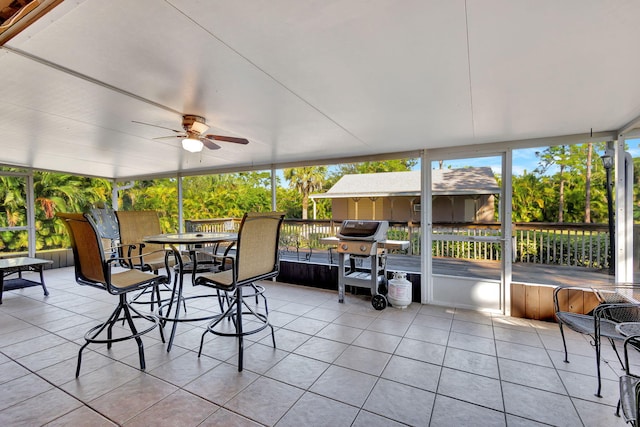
372;294;387;310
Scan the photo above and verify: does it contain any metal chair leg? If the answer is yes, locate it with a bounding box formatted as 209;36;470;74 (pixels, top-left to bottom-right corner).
122;302;146;371
76;294;160;377
236;290;244;371
595;333;603;398
198;295;236;357
76;342;88;378
197;284;274;372
558;323;570;363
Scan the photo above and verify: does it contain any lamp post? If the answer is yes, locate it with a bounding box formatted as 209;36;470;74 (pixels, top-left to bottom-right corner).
601;149;615;275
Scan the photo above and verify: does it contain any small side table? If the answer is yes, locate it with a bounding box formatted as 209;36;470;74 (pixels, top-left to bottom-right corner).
0;257;52;304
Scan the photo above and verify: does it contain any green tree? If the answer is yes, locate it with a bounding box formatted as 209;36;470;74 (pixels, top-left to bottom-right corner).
511;172;546;222
0;174;26;227
585;142;593;222
536;146;570;222
35;173;112;249
181;172;274;222
0;172;112;252
283;167;327;219
326;159;418;187
634;157;640;221
563;143;607;223
276;185;302;218
533;143;608;223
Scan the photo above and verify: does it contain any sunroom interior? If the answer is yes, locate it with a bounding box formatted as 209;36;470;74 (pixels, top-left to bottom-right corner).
2;1;640;425
2;0;639;305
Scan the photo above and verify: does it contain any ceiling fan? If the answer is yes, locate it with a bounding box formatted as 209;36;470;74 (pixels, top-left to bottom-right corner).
133;115;249;153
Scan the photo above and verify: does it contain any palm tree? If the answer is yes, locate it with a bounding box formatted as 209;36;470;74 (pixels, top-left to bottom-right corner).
283;167;327;219
585;143;592;222
0;175;27;227
511;172;545;222
536;146;570;223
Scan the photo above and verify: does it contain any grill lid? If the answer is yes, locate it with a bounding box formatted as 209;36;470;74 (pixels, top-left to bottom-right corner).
337;220;389;241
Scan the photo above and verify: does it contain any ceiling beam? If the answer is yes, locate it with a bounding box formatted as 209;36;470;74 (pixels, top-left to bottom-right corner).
0;0;62;45
426;131;618;160
618;114;640;137
1;45;182;115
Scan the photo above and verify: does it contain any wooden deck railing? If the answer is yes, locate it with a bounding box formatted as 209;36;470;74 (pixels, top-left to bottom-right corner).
430;222;612;269
185;218;620;270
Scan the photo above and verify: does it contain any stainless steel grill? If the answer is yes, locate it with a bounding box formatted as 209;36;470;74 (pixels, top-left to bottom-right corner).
337;220;389;310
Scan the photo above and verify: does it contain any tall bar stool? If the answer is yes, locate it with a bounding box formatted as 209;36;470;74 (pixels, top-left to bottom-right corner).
195;212;285;371
57;212;167;377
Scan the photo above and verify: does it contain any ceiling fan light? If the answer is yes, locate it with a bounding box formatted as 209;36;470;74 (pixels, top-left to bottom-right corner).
190;120;209;134
182;138;203;152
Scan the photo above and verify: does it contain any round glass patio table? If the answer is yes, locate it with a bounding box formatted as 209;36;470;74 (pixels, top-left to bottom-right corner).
143;232;237;351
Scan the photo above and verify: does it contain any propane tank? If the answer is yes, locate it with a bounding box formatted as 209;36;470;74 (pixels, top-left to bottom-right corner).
387;272;412;309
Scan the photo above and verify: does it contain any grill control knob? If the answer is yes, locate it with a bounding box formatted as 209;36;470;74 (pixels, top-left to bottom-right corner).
341;243;349;251
360;245;367;252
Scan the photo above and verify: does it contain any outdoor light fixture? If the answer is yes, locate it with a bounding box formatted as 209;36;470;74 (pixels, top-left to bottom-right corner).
182;138;204;153
601;148;615;275
601;149;614;169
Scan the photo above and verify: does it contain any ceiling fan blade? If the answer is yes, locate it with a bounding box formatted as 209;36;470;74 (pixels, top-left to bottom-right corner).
133;120;182;133
201;138;221;150
153;135;186;140
205;135;250;145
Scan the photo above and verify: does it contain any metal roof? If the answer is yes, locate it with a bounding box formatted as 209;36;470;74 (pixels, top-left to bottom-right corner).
311;167;499;199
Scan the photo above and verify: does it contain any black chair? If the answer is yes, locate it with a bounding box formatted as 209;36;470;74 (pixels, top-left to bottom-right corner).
617;335;640;425
186;218;238;275
88;203;120;258
57;212;167;377
554;284;640;397
195;212;285;371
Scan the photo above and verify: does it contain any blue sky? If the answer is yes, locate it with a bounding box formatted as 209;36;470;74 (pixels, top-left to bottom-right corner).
278;139;640;181
437;138;640;176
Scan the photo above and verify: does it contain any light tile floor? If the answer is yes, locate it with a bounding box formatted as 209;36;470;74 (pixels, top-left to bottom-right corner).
0;266;635;426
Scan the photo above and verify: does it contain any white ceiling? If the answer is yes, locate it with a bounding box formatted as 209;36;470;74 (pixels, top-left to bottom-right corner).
1;0;639;180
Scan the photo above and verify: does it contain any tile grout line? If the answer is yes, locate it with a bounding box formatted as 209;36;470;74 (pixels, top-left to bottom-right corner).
0;348;121;426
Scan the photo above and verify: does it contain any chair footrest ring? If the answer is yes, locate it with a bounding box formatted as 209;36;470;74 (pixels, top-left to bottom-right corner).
83;307;160;345
206;310;270;338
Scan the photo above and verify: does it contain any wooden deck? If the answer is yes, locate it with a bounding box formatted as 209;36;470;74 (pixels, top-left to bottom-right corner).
280;249;618;321
431;257;615;288
280;248;616;288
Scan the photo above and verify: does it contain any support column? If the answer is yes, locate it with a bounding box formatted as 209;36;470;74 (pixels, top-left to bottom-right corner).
27;173;35;257
353;197;360;219
177;175;184;233
369;197;378;220
614;136;635;283
271;166;277;211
